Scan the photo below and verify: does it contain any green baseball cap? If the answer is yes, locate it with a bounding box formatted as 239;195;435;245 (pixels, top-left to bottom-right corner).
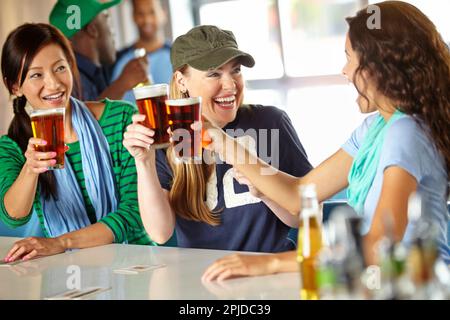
171;25;255;71
49;0;121;38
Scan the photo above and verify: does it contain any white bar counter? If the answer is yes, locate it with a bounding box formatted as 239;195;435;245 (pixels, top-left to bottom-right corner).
0;237;299;300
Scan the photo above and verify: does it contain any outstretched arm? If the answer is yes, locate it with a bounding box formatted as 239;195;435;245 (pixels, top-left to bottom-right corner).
233;168;299;227
206;126;352;214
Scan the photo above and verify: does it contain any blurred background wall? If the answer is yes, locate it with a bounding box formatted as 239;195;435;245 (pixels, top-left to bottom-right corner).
1;0;449;167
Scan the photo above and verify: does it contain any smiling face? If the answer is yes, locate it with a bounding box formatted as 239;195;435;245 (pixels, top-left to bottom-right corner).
342;34;378;114
133;0;166;41
176;59;244;128
14;44;73;110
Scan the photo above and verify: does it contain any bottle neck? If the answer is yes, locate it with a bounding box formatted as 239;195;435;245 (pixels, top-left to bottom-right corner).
300;197;319;218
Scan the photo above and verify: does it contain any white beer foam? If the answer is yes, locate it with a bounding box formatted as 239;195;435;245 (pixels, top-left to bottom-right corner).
166;97;202;106
133;84;168;100
30;107;65;118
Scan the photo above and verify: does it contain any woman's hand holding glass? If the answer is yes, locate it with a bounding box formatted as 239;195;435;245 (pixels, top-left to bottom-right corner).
123;114;156;161
192;117;237;165
24;137;57;174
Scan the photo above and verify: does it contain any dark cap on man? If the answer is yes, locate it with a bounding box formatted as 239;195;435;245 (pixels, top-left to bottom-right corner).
49;0;121;38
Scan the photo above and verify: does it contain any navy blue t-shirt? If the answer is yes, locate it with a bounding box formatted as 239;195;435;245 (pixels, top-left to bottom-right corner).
155;105;312;253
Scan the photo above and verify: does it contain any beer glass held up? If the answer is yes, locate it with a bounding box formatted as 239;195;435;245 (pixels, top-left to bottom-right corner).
133;84;170;149
166;97;202;163
30;107;65;169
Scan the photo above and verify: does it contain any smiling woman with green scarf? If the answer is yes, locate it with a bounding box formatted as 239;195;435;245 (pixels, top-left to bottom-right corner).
202;1;450;281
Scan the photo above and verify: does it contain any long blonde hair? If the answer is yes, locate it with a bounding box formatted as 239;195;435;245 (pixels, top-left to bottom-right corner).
167;66;220;225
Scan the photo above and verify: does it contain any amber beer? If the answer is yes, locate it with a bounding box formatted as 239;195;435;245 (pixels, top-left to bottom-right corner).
166;97;202;162
133;84;170;149
297;184;322;300
30;108;65;169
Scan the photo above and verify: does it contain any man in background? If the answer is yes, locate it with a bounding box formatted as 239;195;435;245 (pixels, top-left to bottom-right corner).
112;0;172;103
49;0;148;100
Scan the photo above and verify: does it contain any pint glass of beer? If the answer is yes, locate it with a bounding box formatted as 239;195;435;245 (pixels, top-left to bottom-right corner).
30;108;65;169
166;97;202;162
133;84;170;149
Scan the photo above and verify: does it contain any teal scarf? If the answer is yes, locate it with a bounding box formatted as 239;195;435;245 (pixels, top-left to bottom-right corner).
347;110;405;215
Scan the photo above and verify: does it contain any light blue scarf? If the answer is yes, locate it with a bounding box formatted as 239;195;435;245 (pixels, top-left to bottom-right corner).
36;97;118;237
347;110;405;215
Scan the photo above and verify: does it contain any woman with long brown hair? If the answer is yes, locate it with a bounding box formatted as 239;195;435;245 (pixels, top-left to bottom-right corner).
123;25;312;252
0;23;152;262
203;1;450;281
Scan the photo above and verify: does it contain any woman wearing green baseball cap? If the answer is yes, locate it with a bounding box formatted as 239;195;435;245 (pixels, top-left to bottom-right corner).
1;23;155;262
123;25;313;252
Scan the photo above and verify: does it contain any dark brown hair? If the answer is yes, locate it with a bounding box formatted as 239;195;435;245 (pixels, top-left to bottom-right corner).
346;1;450;175
1;23;81;199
